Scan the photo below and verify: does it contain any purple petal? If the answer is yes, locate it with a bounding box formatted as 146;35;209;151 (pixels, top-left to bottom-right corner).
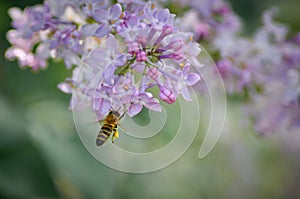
99;99;111;115
109;4;122;20
63;51;80;69
84;48;108;68
263;8;288;42
94;24;111;38
4;48;14;60
68;52;80;67
90;48;108;60
43;2;50;13
157;9;170;24
49;34;60;49
143;3;153;21
139;92;151;102
30;11;44;31
147;103;162;112
127;14;138;28
106;35;117;52
57;82;73;93
83;88;104;99
114;55;127;66
93;9;108;23
102;64;115;83
81;24;99;36
188;42;201;57
132;63;145;73
128;103;143;117
182;63;190;75
185;73;201;85
181;85;192;101
8;7;22;20
92;98;101;111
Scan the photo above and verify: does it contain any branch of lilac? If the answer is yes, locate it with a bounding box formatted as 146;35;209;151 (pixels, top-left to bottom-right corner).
5;0;300;134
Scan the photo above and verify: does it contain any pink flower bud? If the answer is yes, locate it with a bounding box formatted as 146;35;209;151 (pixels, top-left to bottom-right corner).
154;25;174;46
148;68;161;80
214;5;231;16
196;23;209;40
159;86;176;104
162;24;173;35
216;59;231;78
136;51;147;62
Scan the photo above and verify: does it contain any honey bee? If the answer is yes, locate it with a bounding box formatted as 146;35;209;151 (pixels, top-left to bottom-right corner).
96;111;125;146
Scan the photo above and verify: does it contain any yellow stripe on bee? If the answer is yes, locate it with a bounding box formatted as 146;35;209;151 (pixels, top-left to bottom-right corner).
97;137;106;141
100;129;112;136
103;124;115;128
99;133;108;138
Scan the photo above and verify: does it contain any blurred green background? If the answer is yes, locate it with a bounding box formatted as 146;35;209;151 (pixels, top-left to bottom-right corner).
1;0;300;199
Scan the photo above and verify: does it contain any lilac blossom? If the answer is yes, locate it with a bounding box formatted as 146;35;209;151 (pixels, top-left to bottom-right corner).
10;0;198;120
128;92;161;117
162;0;300;133
6;0;300;136
93;3;123;38
81;2;201;118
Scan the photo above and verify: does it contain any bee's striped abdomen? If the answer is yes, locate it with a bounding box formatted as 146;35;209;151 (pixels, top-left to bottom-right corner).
96;124;115;146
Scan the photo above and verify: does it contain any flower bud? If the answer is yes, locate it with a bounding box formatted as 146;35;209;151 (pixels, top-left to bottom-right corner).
148;68;161;80
162;24;173;35
159;86;176;104
136;51;147;62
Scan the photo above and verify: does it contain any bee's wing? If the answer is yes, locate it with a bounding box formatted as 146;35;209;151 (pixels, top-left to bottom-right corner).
83;119;104;126
118;123;127;133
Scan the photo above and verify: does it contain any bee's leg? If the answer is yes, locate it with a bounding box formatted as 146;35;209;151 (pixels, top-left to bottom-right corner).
112;127;119;143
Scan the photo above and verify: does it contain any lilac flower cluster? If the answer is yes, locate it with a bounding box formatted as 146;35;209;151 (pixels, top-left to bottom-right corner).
5;3;83;70
166;0;300;134
6;0;300;134
6;0;202;120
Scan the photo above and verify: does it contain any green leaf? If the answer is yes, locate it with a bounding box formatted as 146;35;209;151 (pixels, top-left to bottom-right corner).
114;64;130;76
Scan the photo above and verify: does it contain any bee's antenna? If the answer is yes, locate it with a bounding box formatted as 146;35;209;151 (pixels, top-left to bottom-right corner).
119;112;126;119
117;106;122;112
